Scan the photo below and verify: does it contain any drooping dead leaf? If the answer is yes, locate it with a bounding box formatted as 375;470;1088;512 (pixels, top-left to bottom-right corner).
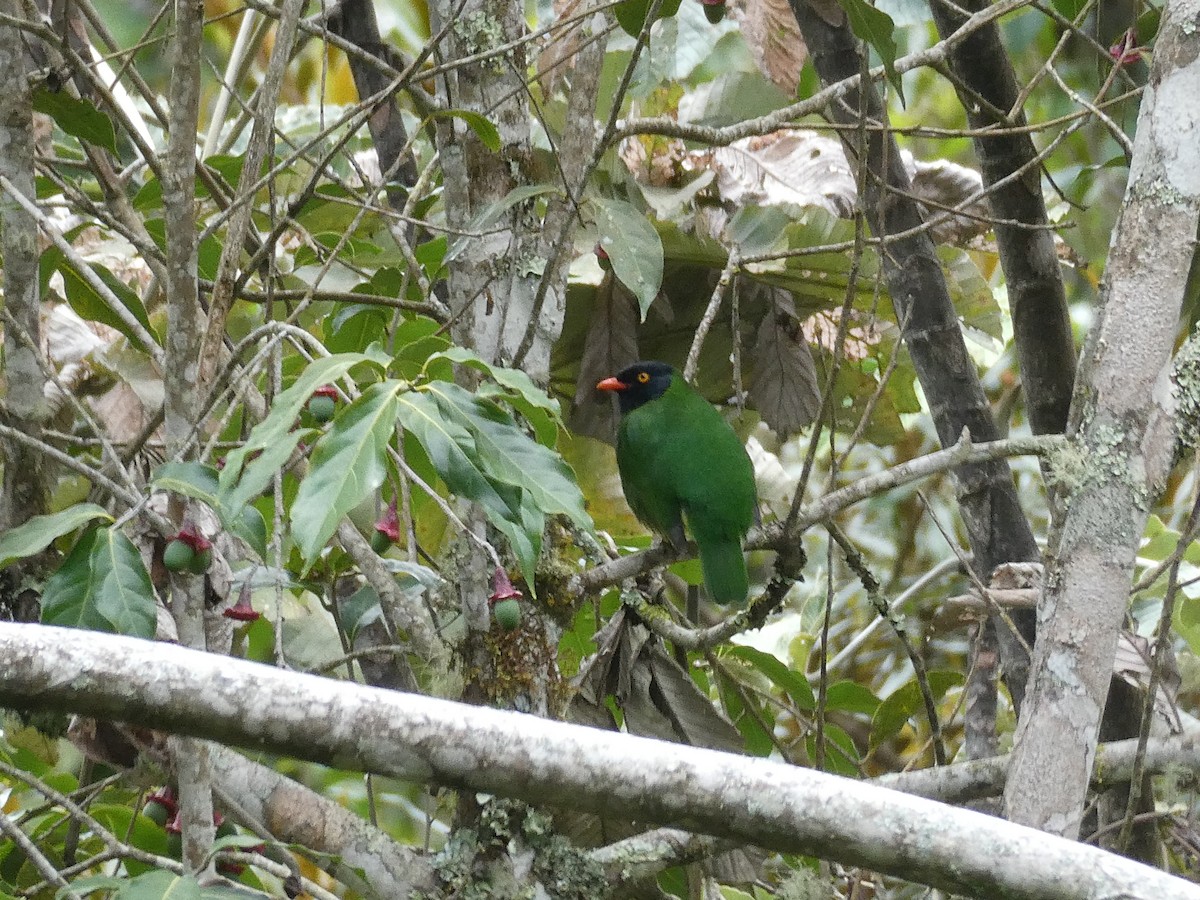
910;157;991;245
733;0;808;93
570;273;640;442
570;606;744;752
701;132;857;218
749;290;821;438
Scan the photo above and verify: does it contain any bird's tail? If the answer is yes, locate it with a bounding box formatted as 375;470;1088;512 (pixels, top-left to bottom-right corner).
695;534;748;605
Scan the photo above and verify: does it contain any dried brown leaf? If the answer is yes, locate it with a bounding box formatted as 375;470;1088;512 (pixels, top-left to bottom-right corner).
570;273;640;442
749;292;821;438
735;0;808;92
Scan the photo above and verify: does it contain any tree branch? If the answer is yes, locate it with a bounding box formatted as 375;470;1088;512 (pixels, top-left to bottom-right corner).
2;624;1197;900
1004;0;1200;837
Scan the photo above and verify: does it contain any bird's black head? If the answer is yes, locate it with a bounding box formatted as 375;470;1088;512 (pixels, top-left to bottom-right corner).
596;361;675;415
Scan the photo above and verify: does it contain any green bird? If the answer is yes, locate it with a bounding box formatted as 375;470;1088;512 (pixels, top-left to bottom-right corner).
597;361;758;604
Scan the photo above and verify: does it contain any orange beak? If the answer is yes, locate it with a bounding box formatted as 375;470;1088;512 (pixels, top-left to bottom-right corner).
596;376;627;392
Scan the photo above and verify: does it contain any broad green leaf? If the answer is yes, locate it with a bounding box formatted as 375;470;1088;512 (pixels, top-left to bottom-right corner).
113;869;202;900
42;249;156;351
151;462;220;508
808;721;863;776
725;644;816;711
219;353;375;494
220;430;306;519
1175;594;1200;655
42;527;156;638
326;305;388;354
430;109;500;151
392;315;452;380
397;391;538;581
231;505;269;559
870;671;963;750
291;381;402;565
425;382;590;529
592;198;664;320
716;669;773;756
431;346;564;422
825;680;881;716
613;0;683;37
32;88;117;153
839;0;902;101
0;505;112;568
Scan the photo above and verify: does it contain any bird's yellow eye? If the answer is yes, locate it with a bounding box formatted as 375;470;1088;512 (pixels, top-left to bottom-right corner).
637;371;650;384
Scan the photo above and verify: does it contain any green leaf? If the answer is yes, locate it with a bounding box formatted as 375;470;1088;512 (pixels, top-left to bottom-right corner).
613;0;683;37
42;527;156;638
32;88;117;153
870;671;963;750
716;670;773;756
725;645;815;711
592;198;664;320
825;680;881;716
0;505;112;568
839;0;903;101
219;430;306;520
41;249;156;351
231;505;269;559
425;382;590;529
326;305;388;354
291;381;401;565
430;346;564;423
219;353;376;498
151;462;220;508
430;109;500;151
397;391;539;580
113;869;202;900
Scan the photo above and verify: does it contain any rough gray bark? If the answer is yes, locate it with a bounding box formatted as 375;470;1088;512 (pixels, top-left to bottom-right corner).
0;14;45;532
1003;0;1200;837
162;0;213;872
787;0;1041;705
928;0;1076;437
3;624;1198;900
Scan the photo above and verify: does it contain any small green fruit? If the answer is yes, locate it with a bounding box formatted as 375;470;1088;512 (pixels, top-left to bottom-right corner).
493;598;521;632
703;0;726;22
370;529;393;553
308;395;336;423
188;547;213;575
143;799;170;827
163;539;195;572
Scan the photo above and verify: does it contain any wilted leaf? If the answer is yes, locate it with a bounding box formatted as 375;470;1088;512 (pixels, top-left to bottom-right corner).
291;381;401;565
749;293;822;438
591;197;663;319
571;275;640;441
739;0;807;91
911;158;990;244
0;504;113;569
42;527;156;638
706;133;856;218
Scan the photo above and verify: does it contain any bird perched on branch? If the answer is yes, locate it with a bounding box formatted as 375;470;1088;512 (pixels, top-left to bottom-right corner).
597;361;757;604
